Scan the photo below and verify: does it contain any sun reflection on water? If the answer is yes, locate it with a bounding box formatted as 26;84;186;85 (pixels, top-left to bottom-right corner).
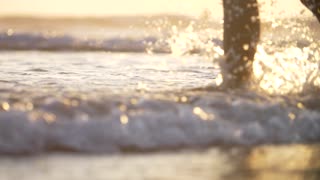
28;110;57;124
1;102;10;111
248;145;320;171
149;7;320;95
120;114;129;125
193;106;215;121
254;41;320;94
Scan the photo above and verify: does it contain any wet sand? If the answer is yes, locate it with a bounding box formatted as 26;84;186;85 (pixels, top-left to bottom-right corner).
1;144;319;180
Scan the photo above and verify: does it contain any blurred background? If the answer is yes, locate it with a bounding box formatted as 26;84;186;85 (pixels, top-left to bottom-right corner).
0;0;308;18
0;1;320;180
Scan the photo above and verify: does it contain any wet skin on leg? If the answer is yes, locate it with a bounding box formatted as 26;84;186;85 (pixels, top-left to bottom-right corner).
221;0;260;88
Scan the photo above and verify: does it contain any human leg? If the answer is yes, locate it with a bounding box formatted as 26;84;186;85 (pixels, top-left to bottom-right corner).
221;0;260;88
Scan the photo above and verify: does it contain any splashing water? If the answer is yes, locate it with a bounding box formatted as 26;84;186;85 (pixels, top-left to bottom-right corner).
0;6;320;154
155;10;320;95
146;13;223;59
252;16;320;94
254;43;320;94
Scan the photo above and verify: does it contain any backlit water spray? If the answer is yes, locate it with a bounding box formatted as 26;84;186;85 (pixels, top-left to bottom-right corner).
157;3;320;95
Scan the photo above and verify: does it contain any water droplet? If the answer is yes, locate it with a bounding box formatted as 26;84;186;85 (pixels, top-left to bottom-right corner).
243;44;250;51
1;102;10;111
120;115;129;125
297;103;305;109
193;107;215;121
181;96;188;103
288;113;296;121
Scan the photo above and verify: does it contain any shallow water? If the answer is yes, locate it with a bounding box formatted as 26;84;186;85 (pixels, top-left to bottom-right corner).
0;13;320;179
0;51;216;93
1;145;320;180
0;51;320;154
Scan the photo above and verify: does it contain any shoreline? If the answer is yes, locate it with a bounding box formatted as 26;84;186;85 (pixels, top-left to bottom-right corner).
1;144;319;180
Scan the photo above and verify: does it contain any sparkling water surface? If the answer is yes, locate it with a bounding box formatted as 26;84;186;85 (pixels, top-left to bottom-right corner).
0;13;320;179
0;51;319;154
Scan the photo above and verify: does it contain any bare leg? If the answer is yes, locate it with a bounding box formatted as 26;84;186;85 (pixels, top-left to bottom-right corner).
301;0;320;22
221;0;260;88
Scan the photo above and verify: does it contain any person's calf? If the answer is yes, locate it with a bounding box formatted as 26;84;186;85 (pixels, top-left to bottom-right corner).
221;0;260;88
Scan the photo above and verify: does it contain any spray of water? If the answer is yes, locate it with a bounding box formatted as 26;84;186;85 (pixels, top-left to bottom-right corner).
149;5;320;95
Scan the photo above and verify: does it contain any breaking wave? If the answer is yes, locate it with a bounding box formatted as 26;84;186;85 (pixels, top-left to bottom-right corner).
0;32;166;53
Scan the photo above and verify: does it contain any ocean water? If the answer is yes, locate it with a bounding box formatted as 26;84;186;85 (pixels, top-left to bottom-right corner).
0;144;319;180
0;15;320;154
0;15;320;179
0;13;320;179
